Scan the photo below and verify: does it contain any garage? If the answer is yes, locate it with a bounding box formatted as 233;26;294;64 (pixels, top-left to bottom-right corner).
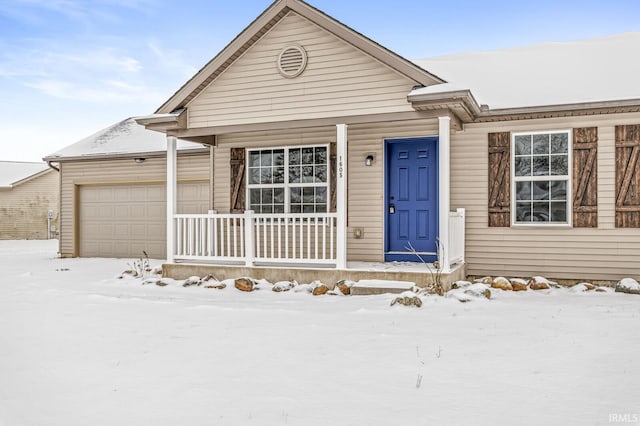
78;181;209;258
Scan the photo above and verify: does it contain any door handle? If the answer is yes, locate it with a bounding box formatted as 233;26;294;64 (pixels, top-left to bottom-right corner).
389;204;395;214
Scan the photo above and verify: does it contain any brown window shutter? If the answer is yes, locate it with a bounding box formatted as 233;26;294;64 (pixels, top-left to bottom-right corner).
330;142;337;212
230;148;246;213
615;125;640;227
572;127;598;227
488;132;511;227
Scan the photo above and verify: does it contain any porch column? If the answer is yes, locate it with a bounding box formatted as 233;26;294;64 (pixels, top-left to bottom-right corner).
336;124;348;269
166;135;177;263
438;116;451;272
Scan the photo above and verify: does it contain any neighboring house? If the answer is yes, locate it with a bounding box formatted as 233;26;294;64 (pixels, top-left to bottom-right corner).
43;118;211;259
0;161;59;240
117;0;639;283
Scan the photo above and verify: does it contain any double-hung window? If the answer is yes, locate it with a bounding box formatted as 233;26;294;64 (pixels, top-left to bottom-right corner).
247;145;329;214
513;131;571;224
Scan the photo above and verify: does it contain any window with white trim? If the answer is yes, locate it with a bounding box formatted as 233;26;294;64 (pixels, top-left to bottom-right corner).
513;131;571;224
247;145;329;213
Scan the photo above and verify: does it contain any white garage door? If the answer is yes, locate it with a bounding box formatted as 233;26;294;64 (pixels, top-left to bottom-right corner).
79;182;209;258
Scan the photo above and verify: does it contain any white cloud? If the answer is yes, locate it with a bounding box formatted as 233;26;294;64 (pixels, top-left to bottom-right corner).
0;41;155;103
24;77;164;104
147;40;198;78
0;0;158;25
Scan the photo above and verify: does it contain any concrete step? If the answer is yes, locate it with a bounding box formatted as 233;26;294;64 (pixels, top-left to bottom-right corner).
350;279;415;295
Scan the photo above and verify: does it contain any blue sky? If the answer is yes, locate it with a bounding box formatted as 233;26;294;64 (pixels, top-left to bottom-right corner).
1;0;639;162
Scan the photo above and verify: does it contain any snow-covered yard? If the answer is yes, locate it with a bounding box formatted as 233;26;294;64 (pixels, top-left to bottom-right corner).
1;240;639;426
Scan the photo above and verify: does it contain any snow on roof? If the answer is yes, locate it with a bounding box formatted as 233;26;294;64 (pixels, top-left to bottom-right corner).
0;161;50;188
413;33;640;110
45;117;205;160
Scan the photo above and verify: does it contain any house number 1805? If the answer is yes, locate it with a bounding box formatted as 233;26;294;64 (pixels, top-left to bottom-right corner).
338;155;344;178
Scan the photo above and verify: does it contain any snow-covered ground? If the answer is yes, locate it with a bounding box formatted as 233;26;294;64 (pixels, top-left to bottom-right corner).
1;240;639;426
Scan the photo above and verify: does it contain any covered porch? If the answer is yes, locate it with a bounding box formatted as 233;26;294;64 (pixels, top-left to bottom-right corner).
160;116;466;288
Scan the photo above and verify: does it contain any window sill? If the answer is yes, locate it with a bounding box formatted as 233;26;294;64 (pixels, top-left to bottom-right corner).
510;223;573;229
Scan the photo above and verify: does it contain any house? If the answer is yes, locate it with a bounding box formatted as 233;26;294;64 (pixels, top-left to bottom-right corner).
0;161;59;240
43;118;211;258
129;0;640;283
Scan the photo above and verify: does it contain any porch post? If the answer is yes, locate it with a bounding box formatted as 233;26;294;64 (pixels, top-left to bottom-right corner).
336;124;348;269
438;116;451;272
244;210;254;267
166;135;177;263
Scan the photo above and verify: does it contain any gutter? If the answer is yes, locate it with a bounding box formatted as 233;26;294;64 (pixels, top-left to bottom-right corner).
136;108;186;126
475;97;640;120
408;88;483;116
46;161;60;172
408;84;640;123
42;147;210;164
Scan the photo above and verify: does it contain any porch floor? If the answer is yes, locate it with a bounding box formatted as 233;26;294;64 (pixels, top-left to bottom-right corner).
163;260;466;292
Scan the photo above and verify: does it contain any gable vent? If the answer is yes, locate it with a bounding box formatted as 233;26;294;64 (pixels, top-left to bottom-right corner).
277;44;307;78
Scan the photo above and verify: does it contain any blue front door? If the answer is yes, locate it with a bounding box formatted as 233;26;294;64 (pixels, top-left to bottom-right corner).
385;137;438;262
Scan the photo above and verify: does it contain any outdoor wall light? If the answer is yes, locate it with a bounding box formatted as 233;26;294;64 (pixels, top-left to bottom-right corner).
365;154;375;166
134;157;146;164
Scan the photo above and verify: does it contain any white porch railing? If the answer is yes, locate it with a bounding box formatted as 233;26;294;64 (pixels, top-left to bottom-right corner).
174;211;337;266
448;208;466;267
174;209;464;269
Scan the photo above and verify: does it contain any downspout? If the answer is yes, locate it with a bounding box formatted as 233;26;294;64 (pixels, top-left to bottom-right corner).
45;161;61;246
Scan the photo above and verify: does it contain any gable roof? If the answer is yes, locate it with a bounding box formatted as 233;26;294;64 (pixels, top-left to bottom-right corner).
155;0;443;114
43;117;206;162
0;161;51;188
412;32;640;111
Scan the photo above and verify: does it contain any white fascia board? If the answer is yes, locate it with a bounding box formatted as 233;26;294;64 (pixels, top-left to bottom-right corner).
135;109;185;126
478;98;640;118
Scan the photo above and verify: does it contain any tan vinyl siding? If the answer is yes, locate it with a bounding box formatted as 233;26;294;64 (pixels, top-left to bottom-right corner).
0;170;59;240
451;112;640;281
59;153;210;257
212;119;440;261
187;12;417;128
347;120;440;261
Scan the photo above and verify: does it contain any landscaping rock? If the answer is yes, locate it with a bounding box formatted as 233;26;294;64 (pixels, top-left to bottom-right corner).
464;283;491;299
234;277;255;292
335;280;353;295
451;281;472;289
120;269;138;278
446;283;491;303
615;278;640;295
205;283;226;290
570;282;595;292
202;274;218;283
595;286;613;293
273;281;296;292
528;276;553;290
510;278;528;292
491;276;513;291
183;276;202;287
475;276;492;285
390;293;422;307
150;265;163;275
155;278;173;287
293;283;313;293
529;281;550;290
569;283;590;293
312;284;329;296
